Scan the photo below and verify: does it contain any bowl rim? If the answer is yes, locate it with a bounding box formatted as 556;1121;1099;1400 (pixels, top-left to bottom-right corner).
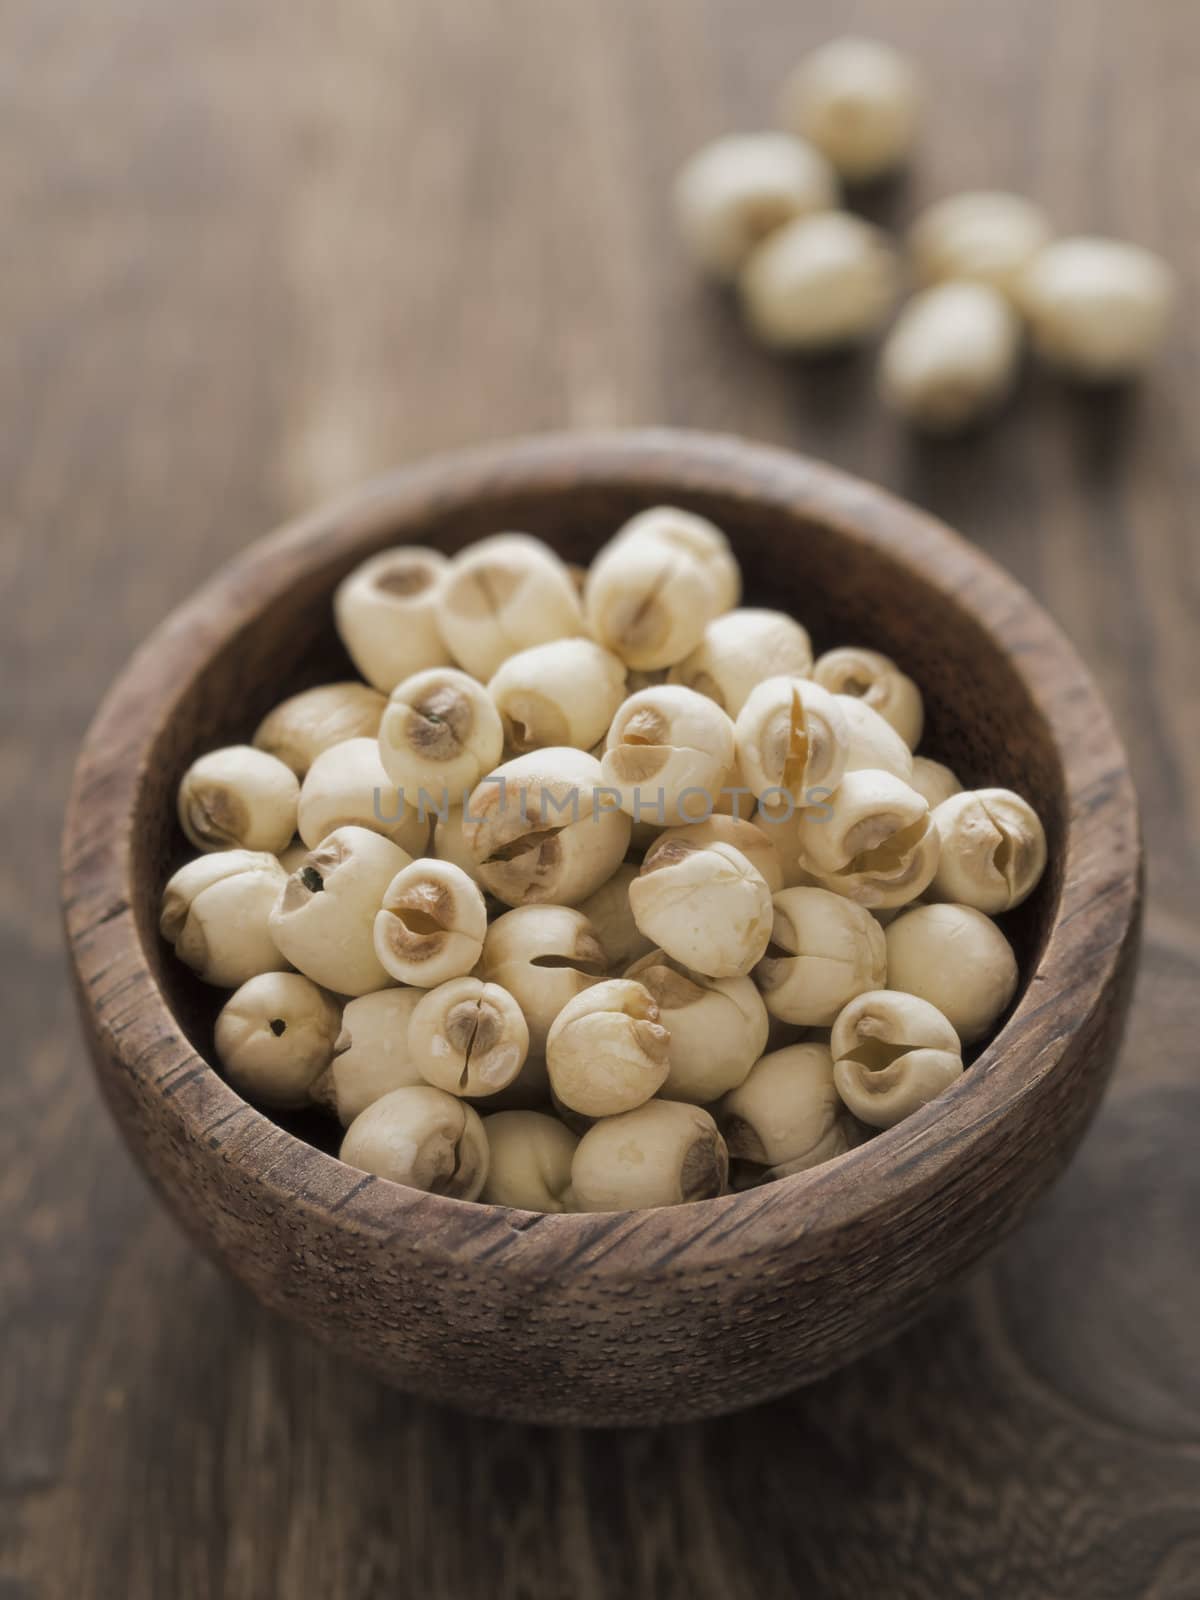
61;427;1141;1277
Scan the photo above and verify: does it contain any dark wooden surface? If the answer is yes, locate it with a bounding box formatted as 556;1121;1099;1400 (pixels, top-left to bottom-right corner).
4;0;1199;1594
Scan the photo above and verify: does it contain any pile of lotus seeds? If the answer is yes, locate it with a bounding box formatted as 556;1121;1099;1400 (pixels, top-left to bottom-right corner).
674;36;1175;431
160;508;1048;1212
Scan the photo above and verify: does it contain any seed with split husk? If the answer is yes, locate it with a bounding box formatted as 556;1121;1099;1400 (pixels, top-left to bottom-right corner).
797;768;940;910
629;837;773;978
481;905;609;1052
607;506;741;612
601;684;736;825
626;948;769;1103
546;978;671;1117
584;509;734;670
160;850;289;988
929;787;1047;913
215;971;342;1109
253;682;387;778
312;987;425;1125
835;694;913;781
812;647;923;749
716;1042;851;1170
333;547;452;692
373;858;487;987
378;667;504;803
463;747;630;908
569;1099;729;1212
436;534;584;680
830;989;962;1128
410;977;529;1098
177;745;299;855
339;1085;489;1200
754;886;887;1026
481;1110;579;1212
268;825;412;996
488;638;627;754
297;736;428;856
735;676;849;811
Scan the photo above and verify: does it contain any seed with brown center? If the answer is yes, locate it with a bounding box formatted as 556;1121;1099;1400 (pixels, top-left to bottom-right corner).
373;859;487;987
410;978;529;1098
379;667;503;805
333;546;452;692
339;1085;490;1199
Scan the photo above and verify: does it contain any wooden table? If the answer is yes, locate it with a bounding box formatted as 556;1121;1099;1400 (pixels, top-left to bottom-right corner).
4;1;1199;1594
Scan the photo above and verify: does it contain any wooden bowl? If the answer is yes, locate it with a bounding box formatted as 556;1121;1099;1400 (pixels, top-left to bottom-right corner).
61;430;1141;1427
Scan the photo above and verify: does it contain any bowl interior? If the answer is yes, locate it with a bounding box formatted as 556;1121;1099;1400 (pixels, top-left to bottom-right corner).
134;470;1065;1160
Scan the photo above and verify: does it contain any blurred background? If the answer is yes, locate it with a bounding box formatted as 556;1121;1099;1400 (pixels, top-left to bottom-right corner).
4;1;1199;1596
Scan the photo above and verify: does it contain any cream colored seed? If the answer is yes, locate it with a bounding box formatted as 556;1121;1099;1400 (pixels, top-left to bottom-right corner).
740;211;899;350
716;1043;849;1170
886;902;1018;1044
755;886;887;1027
569;1100;728;1212
268;825;411;996
312;988;425;1126
812;646;924;748
880;282;1022;433
546;978;671;1118
160;850;289;988
831;989;963;1128
576;864;656;969
930;787;1047;913
735;675;849;811
253;682;387;778
910;191;1052;298
177;745;299;855
333;546;452;693
797;768;940;910
673;133;838;281
779;36;920;182
629;837;773;979
378;666;504;807
339;1085;489;1201
668;608;814;717
602;684;736;826
626;949;769;1104
481;1111;579;1212
1018;237;1174;380
373;859;487;988
751;803;822;889
488;637;627;755
481;905;608;1052
658;815;784;894
608;506;741;614
836;694;914;781
436;534;584;681
214;972;341;1109
909;756;962;811
411;977;529;1098
297;736;428;856
463;747;631;909
430;808;484;885
584;523;728;671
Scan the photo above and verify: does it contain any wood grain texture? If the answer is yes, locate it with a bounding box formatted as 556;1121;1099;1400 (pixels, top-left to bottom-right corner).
4;0;1199;1592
